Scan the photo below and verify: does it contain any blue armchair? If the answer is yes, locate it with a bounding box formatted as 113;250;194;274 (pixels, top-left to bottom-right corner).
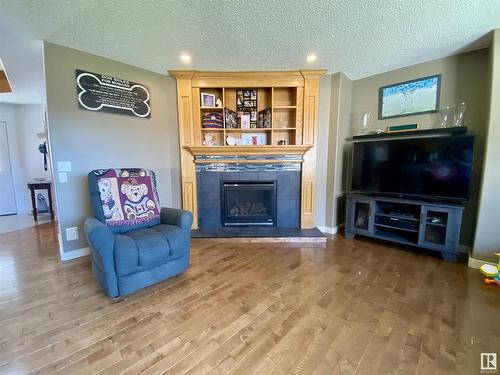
83;168;193;298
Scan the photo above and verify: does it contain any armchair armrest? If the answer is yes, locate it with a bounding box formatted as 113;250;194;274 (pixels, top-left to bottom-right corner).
161;207;193;229
84;218;119;298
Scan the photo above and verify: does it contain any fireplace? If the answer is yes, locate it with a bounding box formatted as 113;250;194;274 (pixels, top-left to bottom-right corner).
222;181;277;226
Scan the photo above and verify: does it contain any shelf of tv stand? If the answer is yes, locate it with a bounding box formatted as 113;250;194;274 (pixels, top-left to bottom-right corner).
426;222;447;228
374;223;419;233
374;212;420;222
372;228;419;246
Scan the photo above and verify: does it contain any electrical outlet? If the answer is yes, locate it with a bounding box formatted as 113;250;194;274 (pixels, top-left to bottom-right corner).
58;172;68;183
66;227;79;241
57;161;72;172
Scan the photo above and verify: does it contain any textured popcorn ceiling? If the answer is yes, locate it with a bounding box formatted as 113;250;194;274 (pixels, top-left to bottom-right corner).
0;0;499;80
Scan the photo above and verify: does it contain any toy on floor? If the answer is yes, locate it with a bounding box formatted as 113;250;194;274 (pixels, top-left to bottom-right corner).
479;253;500;287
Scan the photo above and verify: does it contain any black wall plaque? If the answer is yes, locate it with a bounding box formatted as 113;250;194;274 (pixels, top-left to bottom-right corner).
76;70;151;118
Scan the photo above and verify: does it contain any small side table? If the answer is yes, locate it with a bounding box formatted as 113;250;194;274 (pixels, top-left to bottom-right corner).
27;181;54;221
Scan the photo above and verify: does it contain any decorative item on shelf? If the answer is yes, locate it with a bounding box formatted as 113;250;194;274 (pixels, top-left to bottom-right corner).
242;133;267;146
250;111;257;128
351;112;371;135
240;114;251;129
236;89;257;128
225;135;243;146
201;93;216;107
225;108;237;128
378;74;441;119
387;123;418;133
202;132;218;146
278;140;287;145
454;102;466;127
202;112;223;128
216;98;223;108
439;106;452;128
258;108;272;128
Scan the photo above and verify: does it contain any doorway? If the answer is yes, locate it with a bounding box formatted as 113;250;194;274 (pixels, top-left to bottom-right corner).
0;121;17;215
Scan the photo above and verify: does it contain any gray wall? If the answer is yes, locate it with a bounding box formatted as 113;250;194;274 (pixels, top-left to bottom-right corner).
350;49;490;247
44;42;181;254
473;30;500;262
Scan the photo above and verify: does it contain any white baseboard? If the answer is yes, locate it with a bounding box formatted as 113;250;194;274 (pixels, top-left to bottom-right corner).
468;255;497;269
318;223;344;235
60;247;90;261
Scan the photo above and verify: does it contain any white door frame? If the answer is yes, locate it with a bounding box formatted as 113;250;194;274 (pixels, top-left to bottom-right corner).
0;121;17;215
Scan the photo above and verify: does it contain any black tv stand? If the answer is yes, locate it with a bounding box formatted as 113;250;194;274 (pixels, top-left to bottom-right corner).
345;194;464;261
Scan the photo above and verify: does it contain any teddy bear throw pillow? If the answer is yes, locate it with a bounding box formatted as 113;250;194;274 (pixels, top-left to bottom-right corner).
94;168;160;227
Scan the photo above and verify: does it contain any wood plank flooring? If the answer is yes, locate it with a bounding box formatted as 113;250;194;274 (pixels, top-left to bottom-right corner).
0;222;498;374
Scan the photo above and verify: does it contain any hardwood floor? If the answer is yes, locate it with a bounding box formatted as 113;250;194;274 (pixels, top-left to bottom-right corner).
0;223;498;374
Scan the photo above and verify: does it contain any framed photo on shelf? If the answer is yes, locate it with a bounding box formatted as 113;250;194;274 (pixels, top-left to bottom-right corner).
225;108;237;129
201;93;216;108
378;74;441;119
240;114;251;129
258;108;272;128
237;89;258;128
242;132;267;146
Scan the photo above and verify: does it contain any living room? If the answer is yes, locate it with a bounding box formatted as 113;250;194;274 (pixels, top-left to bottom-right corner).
0;2;499;374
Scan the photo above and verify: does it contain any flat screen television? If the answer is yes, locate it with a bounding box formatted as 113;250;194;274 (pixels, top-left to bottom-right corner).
351;135;474;201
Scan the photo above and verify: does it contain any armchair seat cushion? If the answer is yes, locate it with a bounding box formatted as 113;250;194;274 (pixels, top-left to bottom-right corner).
113;224;185;276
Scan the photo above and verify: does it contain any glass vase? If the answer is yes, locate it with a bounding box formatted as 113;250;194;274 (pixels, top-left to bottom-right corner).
454;102;466;127
439;106;451;128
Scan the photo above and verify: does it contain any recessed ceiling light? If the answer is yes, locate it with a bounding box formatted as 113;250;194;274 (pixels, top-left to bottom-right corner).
180;53;191;64
307;54;317;63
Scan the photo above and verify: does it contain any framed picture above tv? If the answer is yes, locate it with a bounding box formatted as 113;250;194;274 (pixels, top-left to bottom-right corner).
378;74;441;119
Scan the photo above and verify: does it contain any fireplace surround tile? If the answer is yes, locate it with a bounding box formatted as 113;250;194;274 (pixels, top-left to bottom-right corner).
277;171;301;200
198;172;221;200
277;199;300;228
197;167;301;229
222;172;241;181
198;199;221;228
258;171;277;181
236;172;259;181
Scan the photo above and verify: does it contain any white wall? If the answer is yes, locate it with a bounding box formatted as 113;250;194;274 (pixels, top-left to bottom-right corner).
0;103;50;214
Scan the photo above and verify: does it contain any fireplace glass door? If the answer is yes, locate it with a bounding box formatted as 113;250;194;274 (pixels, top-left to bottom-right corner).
222;181;276;226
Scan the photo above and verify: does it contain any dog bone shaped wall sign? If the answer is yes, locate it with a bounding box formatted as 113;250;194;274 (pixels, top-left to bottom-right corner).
76;71;151;118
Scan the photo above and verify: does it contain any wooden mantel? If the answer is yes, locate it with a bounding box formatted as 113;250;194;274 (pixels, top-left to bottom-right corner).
185;145;313;156
169;70;326;229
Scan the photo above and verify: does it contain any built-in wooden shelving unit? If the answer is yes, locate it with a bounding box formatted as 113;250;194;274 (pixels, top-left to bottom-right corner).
169;70;326;229
194;86;301;147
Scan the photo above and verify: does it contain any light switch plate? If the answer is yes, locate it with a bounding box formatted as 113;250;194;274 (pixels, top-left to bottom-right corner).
66;227;79;241
58;172;68;183
57;161;72;172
